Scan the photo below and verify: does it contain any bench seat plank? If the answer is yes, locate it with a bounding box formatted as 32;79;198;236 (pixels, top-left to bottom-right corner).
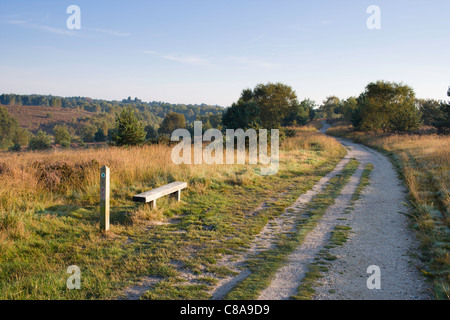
132;181;187;203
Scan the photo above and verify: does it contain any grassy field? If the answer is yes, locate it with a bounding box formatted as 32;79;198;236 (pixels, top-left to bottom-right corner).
326;121;449;299
0;124;346;299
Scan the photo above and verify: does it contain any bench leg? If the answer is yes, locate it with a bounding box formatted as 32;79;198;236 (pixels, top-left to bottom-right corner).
150;199;157;209
171;190;181;202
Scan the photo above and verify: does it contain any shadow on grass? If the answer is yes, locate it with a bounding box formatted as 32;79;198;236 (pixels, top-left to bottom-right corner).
37;202;141;226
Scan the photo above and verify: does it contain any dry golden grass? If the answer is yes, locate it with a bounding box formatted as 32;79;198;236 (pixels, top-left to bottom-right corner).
0;128;344;227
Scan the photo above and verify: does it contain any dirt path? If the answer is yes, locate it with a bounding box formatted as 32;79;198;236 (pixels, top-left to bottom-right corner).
211;149;355;299
258;121;430;300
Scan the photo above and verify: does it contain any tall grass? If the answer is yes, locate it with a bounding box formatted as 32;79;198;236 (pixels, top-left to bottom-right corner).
327;122;449;299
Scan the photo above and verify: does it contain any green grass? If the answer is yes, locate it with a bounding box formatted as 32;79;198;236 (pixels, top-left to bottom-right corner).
224;159;360;300
293;225;352;300
352;163;374;203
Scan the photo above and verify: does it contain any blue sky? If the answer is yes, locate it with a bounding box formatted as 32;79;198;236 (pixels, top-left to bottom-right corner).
0;0;449;106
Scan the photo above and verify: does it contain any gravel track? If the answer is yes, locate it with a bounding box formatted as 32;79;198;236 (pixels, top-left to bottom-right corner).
258;121;430;300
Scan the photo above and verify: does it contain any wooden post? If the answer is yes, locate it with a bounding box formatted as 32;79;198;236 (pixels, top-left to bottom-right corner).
100;166;110;231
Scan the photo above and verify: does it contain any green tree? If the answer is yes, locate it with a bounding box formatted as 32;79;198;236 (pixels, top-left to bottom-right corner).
320;96;340;119
352;81;422;132
29;130;52;150
224;83;300;129
222;101;260;129
13;127;30;146
94;128;107;142
300;99;316;121
113;107;146;146
252;83;299;128
54;125;71;145
145;124;158;141
81;124;97;142
417;99;442;125
0;94;16;105
158;112;186;135
283;101;309;126
341;97;358;121
50;98;62;108
0;107;29;149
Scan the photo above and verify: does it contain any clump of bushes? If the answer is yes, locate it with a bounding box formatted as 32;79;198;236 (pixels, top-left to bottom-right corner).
32;159;100;192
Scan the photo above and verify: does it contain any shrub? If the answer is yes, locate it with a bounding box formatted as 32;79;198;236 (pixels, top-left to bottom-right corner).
8;143;21;152
54;125;71;145
61;140;71;149
29;130;52;150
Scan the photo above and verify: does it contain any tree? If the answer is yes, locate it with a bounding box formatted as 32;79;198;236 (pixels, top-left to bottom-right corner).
300;99;316;121
145;124;158;141
252;83;299;128
50;98;62;108
283;100;309;126
94;128;107;142
352;81;422;132
81;124;97;142
0;107;29;149
54;125;71;145
224;83;300;129
13;128;29;146
158;112;186;135
341;97;358;121
29;130;52;150
222;101;260;129
390;104;423;132
113;107;146;146
416;99;442;126
320;96;340;119
421;89;449;134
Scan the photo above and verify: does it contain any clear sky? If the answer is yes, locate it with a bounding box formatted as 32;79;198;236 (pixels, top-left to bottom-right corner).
0;0;449;107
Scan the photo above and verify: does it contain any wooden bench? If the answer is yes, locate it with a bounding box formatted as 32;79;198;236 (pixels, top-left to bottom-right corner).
132;181;187;208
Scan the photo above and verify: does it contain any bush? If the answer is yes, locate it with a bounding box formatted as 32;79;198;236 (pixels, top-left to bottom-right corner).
61;140;71;149
8;143;21;152
29;130;52;150
54;125;71;145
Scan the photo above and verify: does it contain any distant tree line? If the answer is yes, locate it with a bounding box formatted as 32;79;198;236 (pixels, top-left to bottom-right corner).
2;81;448;151
0;94;224;150
0;94;223;125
